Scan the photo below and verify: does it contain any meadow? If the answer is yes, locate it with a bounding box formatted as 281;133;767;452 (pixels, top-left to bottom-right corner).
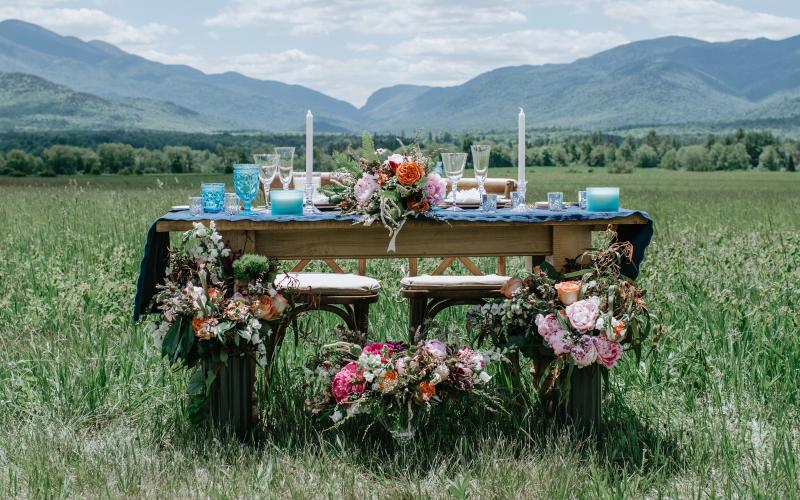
0;168;798;498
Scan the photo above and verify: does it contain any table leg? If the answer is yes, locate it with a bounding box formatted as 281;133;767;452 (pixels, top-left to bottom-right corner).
548;226;592;273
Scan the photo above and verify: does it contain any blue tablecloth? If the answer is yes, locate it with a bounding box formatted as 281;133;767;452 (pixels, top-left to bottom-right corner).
133;207;653;320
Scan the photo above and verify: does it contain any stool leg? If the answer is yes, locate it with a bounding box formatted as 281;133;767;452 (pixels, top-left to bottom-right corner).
354;303;370;334
408;297;428;344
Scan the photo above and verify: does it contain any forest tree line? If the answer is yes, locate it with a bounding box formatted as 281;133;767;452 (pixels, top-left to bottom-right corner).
0;129;796;177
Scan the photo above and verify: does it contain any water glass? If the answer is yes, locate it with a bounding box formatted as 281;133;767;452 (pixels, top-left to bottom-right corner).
578;190;588;209
471;144;491;198
481;193;498;212
275;147;295;191
200;183;225;213
189;196;203;216
441;152;467;211
510;191;526;210
224;193;240;215
254;153;279;210
233;164;260;215
548;192;564;211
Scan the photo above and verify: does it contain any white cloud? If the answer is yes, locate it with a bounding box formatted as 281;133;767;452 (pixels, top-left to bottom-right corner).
0;2;176;50
204;0;526;35
604;0;800;41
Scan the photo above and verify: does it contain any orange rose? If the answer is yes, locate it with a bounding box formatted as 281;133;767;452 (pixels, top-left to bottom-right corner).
192;316;204;334
253;293;288;320
555;281;581;305
379;370;398;391
395;161;425;185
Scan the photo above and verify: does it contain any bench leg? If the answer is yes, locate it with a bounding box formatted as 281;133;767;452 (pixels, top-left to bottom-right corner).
408;297;428;344
353;303;370;334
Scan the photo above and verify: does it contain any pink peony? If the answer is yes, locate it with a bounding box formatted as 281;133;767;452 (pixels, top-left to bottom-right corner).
425;173;447;206
571;335;598;367
566;298;600;333
331;362;366;403
354;174;379;203
535;313;561;338
547;329;574;356
594;336;623;369
362;342;387;355
424;339;447;360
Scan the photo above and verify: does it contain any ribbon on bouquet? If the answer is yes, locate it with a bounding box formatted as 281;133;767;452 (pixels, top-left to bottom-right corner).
379;197;406;253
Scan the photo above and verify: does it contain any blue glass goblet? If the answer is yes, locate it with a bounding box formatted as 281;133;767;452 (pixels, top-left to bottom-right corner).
200;183;225;213
233;164;260;215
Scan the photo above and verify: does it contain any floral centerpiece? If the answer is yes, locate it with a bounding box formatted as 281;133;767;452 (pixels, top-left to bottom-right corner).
321;133;447;251
146;221;290;424
306;328;504;441
468;230;654;395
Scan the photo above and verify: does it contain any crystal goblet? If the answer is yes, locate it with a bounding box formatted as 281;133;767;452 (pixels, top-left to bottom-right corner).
441;152;467;211
275;147;295;191
233;164;260;215
254;153;279;211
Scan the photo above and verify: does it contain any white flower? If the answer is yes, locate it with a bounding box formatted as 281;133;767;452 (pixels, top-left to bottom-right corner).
331;410;343;423
478;371;492;383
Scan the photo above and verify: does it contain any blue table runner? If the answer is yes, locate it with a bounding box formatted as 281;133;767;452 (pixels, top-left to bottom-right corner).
133;207;653;320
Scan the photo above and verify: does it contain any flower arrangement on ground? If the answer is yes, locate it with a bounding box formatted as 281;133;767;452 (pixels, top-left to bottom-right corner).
321;132;447;251
468;229;654;393
306;328;505;440
146;221;290;421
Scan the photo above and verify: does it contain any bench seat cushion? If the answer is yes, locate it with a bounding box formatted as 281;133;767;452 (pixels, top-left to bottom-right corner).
275;272;381;296
400;274;510;290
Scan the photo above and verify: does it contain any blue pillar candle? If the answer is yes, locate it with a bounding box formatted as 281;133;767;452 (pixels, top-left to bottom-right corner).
270;190;304;215
586;187;620;212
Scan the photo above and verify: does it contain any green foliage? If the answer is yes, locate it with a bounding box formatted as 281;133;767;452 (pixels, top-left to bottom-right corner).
232;254;275;283
758;145;786;171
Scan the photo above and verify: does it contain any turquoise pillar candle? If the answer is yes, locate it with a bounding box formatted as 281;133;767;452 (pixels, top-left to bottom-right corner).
586;187;620;212
270;190;304;215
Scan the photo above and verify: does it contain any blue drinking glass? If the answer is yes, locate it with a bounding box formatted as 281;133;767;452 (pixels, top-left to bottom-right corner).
233;164;260;215
200;183;225;213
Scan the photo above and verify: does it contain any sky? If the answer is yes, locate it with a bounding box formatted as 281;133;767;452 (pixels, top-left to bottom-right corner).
1;0;799;106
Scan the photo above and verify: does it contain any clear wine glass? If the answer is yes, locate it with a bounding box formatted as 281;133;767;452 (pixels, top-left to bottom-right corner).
275;147;295;191
441;152;467;211
254;153;279;210
471;144;491;203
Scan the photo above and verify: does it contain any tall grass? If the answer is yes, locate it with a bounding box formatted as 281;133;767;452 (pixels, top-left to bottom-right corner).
0;169;798;497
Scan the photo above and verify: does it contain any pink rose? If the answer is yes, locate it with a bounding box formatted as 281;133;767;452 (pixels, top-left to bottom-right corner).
425;172;447;206
566;298;600;333
362;342;387;355
571;335;598;367
535;313;561;338
331;362;366;403
424;339;447;360
594;336;623;369
546;329;574;356
354;173;379;203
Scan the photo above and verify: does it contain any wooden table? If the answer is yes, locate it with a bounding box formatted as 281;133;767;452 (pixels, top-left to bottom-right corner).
156;212;649;272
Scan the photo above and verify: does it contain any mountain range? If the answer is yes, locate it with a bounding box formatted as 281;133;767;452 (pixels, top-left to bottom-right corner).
1;19;799;133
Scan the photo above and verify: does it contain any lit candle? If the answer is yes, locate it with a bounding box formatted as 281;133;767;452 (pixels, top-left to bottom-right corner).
586;187;620;212
306;109;313;177
518;107;525;185
270;189;304;215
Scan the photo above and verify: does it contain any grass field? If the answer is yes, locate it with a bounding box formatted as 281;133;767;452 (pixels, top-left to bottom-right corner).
1;168;799;498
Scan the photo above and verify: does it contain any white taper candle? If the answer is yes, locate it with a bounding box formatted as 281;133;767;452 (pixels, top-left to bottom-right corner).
306;109;313;177
518;107;525;184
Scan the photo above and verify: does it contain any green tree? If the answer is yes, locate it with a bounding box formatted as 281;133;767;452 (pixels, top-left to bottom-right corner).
676;145;710;171
634;144;659;168
744;131;775;168
97;143;135;174
2;149;39;176
724;144;751;170
758;145;785;171
659;149;678;170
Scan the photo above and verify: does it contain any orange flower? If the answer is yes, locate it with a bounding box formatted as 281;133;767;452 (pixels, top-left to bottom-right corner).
207;287;220;300
253;293;288;320
500;277;524;299
613;320;626;337
406;197;430;213
192;316;217;340
192;316;204;334
415;381;436;404
395;161;425;185
555;281;581;305
379;370;398;391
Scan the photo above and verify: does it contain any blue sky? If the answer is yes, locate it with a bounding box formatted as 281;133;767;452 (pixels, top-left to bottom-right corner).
1;0;799;106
